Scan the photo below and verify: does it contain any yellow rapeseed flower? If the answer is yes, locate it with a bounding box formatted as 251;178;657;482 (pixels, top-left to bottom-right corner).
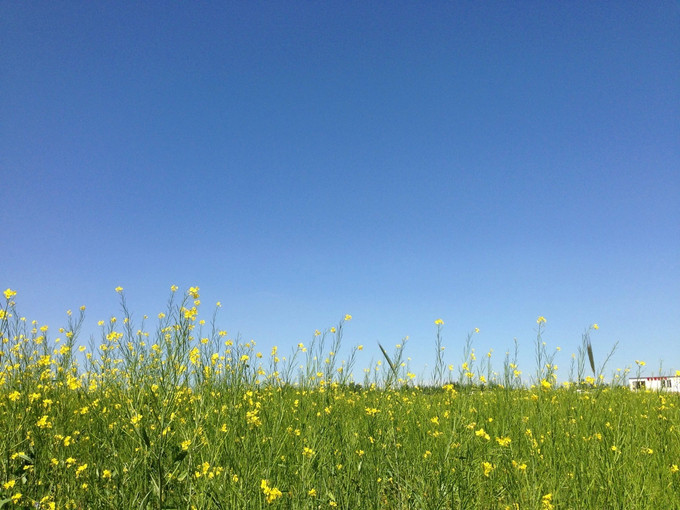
475;428;490;441
542;493;554;510
537;316;546;324
260;479;283;504
75;463;88;477
115;286;123;293
482;461;494;477
496;436;512;447
434;319;444;325
4;288;17;300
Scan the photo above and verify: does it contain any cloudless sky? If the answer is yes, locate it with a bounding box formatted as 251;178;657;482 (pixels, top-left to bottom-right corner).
2;1;679;382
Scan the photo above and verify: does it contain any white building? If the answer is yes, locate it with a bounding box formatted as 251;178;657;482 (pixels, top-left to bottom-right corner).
629;375;680;392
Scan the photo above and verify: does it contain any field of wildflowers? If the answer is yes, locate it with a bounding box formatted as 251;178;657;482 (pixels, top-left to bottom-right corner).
1;287;679;509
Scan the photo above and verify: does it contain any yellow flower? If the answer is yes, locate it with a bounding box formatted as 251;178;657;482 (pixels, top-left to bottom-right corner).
635;360;646;366
181;440;191;451
344;314;352;321
308;488;317;497
36;415;52;429
246;409;262;427
102;469;112;479
170;285;178;292
260;479;283;504
188;286;200;299
537;316;546;324
2;480;15;490
302;447;315;458
130;414;143;426
115;286;123;293
496;436;512;447
10;493;21;504
475;428;490;441
592;323;599;330
482;461;494;477
434;319;444;325
8;391;21;402
4;288;17;300
542;493;554;510
671;464;679;474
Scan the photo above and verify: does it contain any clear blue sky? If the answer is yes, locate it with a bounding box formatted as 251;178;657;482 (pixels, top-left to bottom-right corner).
2;1;679;382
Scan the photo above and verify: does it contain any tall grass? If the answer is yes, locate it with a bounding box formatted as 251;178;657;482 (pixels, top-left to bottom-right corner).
1;287;678;509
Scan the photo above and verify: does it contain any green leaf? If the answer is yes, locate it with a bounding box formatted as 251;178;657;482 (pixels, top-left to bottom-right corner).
378;343;397;377
587;341;596;376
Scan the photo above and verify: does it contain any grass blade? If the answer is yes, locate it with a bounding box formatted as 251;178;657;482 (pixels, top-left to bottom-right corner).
587;341;596;376
378;342;397;377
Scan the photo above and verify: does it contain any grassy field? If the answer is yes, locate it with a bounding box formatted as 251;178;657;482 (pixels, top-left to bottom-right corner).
1;287;679;509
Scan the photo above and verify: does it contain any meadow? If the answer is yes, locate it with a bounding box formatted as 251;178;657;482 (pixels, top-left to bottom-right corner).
1;287;678;509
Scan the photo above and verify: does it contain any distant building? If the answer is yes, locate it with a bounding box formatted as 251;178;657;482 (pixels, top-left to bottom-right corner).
629;375;680;392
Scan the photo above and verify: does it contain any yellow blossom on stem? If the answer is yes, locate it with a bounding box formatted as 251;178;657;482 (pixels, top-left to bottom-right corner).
260;479;283;504
482;461;494;477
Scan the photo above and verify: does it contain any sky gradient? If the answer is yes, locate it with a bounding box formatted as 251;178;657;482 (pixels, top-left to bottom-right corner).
2;1;679;382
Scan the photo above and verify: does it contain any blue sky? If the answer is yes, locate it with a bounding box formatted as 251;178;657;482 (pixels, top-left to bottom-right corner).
2;1;679;382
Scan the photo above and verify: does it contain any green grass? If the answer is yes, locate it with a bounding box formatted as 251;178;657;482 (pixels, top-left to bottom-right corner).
1;287;678;509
